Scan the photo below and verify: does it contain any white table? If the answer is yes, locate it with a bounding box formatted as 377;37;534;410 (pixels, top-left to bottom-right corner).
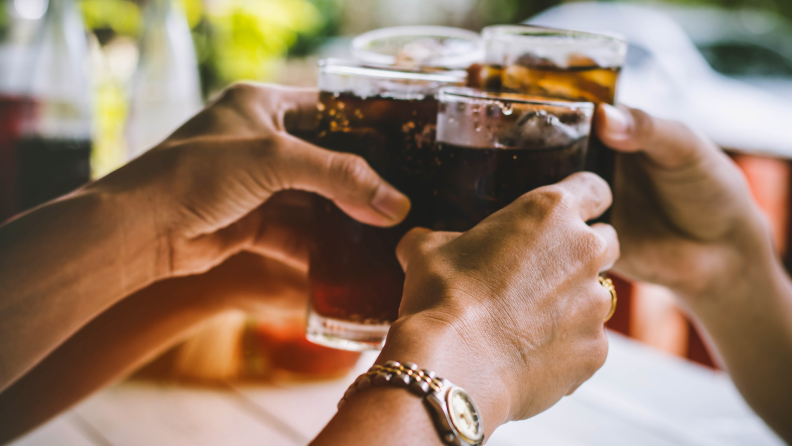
10;332;784;446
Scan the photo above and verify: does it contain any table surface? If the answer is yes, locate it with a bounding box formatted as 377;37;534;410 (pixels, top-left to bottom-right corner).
9;331;785;446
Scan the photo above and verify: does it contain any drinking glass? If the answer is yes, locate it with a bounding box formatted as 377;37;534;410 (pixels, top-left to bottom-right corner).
307;59;465;351
433;87;594;231
352;26;482;69
475;25;626;209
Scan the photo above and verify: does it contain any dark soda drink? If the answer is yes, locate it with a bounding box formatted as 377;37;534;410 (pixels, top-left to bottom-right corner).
311;92;438;324
475;60;620;104
0;96;30;221
476;25;626;105
434;88;593;231
474;26;626;211
432;141;588;232
307;60;464;350
0;97;92;219
16;137;91;211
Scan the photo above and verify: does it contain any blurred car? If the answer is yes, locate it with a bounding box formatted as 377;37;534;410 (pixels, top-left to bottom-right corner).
661;5;792;101
526;2;792;158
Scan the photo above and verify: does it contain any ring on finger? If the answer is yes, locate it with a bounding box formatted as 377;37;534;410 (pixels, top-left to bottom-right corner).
599;276;617;322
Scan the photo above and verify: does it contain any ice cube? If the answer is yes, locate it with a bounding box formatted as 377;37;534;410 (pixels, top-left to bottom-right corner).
395;38;478;67
497;108;588;149
514;52;558;69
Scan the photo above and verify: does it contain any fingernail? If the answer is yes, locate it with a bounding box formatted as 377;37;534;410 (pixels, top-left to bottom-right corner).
600;104;631;141
372;184;411;222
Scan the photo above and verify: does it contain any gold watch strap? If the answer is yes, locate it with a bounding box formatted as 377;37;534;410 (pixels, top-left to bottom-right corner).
337;360;484;446
338;361;441;409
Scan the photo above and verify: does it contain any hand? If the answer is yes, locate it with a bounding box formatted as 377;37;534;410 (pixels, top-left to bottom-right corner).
596;104;792;445
597;104;773;297
98;83;411;279
152;251;310;317
384;172;619;433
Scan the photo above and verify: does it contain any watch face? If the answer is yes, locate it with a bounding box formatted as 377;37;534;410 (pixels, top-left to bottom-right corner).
447;387;483;443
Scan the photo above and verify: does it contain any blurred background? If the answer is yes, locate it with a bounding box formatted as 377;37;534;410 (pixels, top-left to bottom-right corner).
1;0;792;376
3;0;790;178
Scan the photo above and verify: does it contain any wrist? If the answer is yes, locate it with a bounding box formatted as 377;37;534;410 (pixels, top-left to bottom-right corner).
85;168;172;287
97;147;208;281
677;217;778;304
380;313;512;436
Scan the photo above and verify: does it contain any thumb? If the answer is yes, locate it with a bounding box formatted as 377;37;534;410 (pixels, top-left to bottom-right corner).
595;104;718;168
597;104;754;241
396;228;459;272
273;133;411;227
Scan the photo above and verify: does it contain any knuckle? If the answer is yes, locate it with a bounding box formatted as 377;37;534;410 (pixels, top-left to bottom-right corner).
396;228;426;265
525;185;575;212
399;227;428;249
578;229;608;261
576;171;609;192
219;82;272;106
222;82;255;100
331;153;374;188
569;170;599;184
573;171;611;205
396;228;445;267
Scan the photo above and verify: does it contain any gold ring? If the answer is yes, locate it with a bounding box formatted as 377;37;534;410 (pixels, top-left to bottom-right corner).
599;276;617;322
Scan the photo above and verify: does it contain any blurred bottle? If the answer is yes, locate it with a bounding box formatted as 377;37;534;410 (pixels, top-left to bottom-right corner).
0;0;45;220
126;0;202;159
16;0;92;212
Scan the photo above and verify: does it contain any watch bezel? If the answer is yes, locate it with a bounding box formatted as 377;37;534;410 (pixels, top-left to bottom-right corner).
446;387;484;444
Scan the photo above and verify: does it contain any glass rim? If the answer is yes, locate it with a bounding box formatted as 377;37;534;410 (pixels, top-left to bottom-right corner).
482;24;627;47
351;26;483;67
319;58;467;83
438;87;595;112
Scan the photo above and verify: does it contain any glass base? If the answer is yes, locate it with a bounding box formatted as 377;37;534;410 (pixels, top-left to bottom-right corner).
306;312;390;351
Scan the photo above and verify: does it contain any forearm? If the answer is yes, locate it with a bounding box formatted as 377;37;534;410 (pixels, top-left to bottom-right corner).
312;316;510;445
679;241;792;441
0;272;228;443
312;385;444;446
0;251;305;443
0;185;165;391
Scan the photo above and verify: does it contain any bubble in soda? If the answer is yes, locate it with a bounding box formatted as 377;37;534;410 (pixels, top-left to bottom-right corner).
433;89;594;231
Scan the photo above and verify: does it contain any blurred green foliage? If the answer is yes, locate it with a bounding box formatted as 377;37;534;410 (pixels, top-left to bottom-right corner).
77;0;338;93
475;0;792;27
70;0;792;91
180;0;204;27
659;0;792;19
80;0;142;37
288;0;342;57
475;0;560;27
202;0;323;85
701;42;792;76
0;2;7;39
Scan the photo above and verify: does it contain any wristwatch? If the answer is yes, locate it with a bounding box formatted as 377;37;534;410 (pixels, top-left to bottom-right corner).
338;361;485;446
425;377;484;445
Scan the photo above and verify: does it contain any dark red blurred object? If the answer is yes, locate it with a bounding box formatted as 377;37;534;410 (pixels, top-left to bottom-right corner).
249;319;361;379
605;274;633;337
0;96;30;221
687;322;716;368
